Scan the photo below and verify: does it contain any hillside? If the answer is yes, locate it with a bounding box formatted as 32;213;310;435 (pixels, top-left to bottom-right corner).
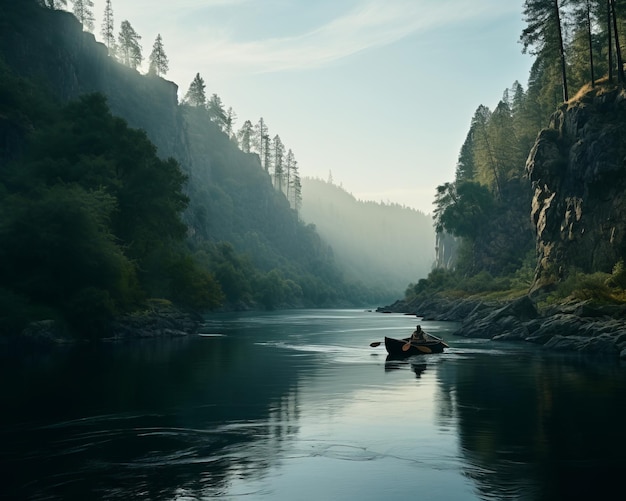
301;178;435;295
0;1;398;338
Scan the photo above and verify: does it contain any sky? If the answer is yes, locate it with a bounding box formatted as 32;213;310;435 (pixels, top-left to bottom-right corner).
89;0;535;215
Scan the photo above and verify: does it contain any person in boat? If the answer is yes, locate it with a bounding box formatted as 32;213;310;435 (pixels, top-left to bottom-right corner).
411;325;426;342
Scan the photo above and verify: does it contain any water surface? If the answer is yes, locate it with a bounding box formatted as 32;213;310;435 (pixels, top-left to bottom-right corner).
3;309;626;500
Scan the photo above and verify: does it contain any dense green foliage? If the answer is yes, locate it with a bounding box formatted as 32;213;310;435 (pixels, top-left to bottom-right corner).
0;63;221;336
179;104;388;309
1;0;391;339
417;0;626;302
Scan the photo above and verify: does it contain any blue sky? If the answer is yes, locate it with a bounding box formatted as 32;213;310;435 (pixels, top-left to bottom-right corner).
92;0;535;214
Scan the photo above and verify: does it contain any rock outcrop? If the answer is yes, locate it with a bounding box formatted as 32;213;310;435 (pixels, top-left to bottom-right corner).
526;85;626;287
378;295;626;359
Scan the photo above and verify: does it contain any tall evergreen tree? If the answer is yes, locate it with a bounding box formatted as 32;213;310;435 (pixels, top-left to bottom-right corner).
272;134;285;191
521;0;569;102
456;127;477;182
583;0;596;86
117;20;142;70
224;107;237;138
100;0;116;56
237;119;253;153
470;105;503;199
253;117;269;170
263;133;271;173
72;0;95;32
39;0;67;9
183;73;206;107
609;0;625;82
290;161;302;216
284;148;295;200
207;93;227;129
148;34;169;76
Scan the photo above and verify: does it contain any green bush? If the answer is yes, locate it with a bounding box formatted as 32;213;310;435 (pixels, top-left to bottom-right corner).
556;270;613;302
606;260;626;289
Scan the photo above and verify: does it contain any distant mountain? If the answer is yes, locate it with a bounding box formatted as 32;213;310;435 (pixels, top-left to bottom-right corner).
301;178;435;294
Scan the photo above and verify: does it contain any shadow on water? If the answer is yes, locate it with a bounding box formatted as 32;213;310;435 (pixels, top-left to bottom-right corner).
4;310;626;500
434;348;626;500
0;334;313;500
384;355;428;378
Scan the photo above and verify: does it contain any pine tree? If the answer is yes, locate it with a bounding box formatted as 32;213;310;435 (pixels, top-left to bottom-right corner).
291;164;302;216
521;0;569;101
100;0;116;56
183;73;206;106
224;107;237;138
253;118;269;170
72;0;95;32
263;134;271;173
148;34;169;76
118;20;142;70
455;127;477;183
609;0;625;82
207;94;227;129
40;0;67;9
469;105;503;198
272;135;285;191
237;120;253;153
284;149;295;200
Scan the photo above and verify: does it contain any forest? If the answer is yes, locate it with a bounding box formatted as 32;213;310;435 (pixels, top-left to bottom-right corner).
407;0;626;304
300;177;434;295
0;0;391;339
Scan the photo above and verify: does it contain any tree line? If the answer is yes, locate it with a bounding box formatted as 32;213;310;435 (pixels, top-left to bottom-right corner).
412;0;626;299
0;64;223;336
2;0;393;337
183;73;303;214
40;0;304;214
39;0;169;76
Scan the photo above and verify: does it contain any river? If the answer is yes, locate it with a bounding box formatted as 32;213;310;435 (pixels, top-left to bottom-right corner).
3;309;626;500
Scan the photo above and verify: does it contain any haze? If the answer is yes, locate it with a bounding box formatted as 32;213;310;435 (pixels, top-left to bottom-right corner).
90;0;534;214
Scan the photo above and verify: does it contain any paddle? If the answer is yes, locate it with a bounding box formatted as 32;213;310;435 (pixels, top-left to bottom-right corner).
369;340;430;352
426;333;449;348
402;341;432;353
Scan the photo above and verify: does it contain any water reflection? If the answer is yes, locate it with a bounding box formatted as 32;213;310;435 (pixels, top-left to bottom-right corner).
1;334;310;499
436;348;626;500
384;355;428;378
3;311;626;500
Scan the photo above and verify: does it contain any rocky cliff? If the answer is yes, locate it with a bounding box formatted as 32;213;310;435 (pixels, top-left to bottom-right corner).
1;3;292;261
526;84;626;287
0;5;187;164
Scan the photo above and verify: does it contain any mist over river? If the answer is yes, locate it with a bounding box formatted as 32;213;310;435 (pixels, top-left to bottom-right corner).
3;309;626;500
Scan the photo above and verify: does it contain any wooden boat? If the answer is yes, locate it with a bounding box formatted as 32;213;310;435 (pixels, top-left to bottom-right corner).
384;336;446;357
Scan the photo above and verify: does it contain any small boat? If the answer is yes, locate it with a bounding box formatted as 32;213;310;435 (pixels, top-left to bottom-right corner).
384;336;446;357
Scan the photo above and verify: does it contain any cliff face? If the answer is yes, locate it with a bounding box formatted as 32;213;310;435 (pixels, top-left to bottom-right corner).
0;1;342;284
526;85;626;287
1;4;189;166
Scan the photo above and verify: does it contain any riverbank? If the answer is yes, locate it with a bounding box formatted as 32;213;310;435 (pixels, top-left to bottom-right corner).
3;301;203;349
378;295;626;360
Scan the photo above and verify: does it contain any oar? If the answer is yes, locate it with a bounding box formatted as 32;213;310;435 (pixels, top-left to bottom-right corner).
370;341;382;347
426;333;449;348
402;341;432;353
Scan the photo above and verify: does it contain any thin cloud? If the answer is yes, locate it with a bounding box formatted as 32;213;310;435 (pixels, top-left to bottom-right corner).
179;0;518;74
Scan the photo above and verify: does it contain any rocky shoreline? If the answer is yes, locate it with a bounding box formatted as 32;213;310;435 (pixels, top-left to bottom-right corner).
378;295;626;360
6;302;203;348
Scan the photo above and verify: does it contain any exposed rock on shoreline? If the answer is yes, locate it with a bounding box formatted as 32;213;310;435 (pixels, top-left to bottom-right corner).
526;85;626;287
12;302;202;348
378;295;626;359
